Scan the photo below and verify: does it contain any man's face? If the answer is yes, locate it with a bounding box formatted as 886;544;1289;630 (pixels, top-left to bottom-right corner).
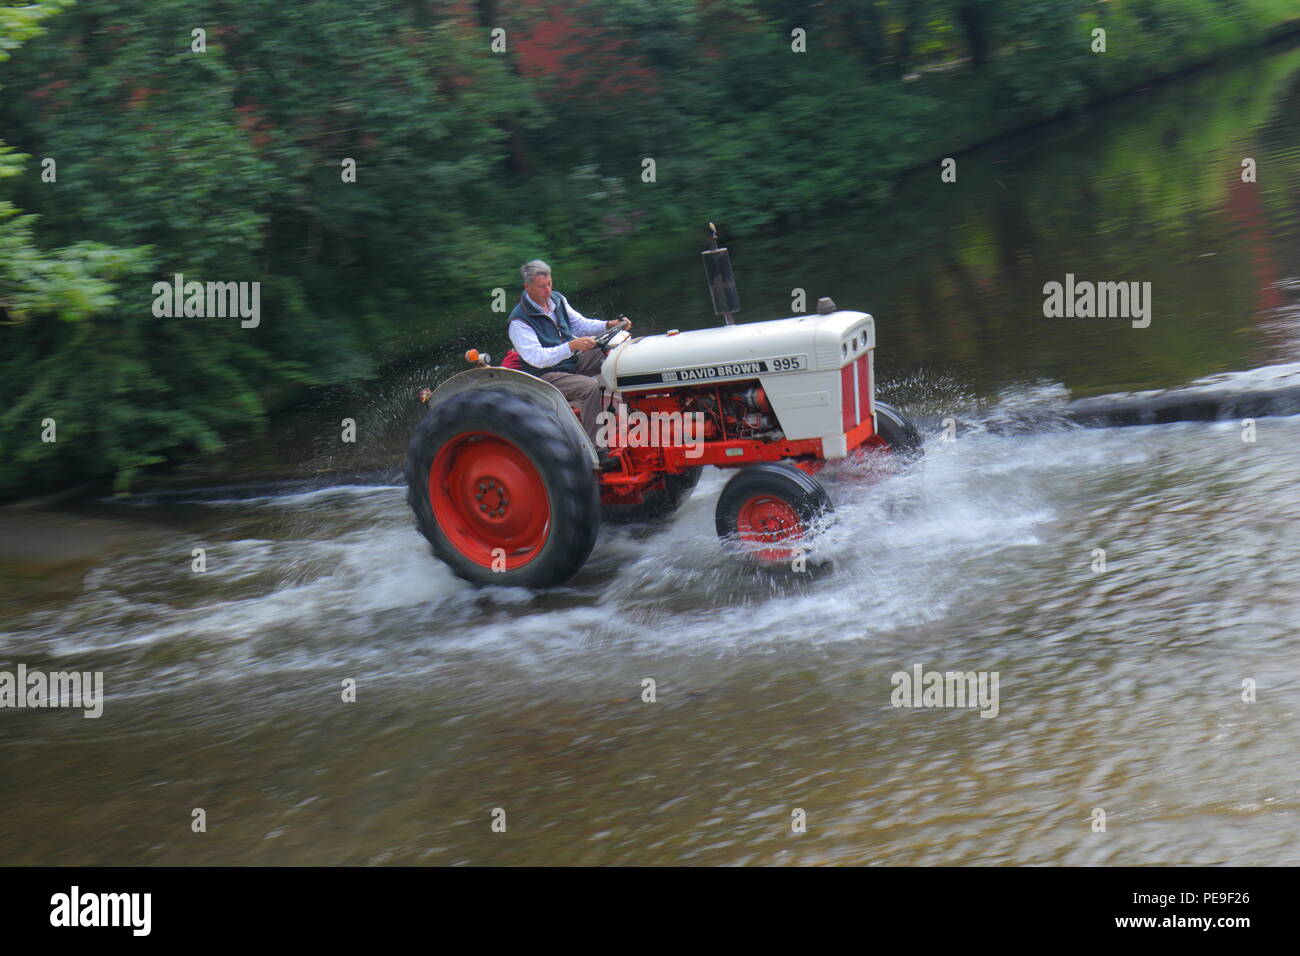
526;273;553;302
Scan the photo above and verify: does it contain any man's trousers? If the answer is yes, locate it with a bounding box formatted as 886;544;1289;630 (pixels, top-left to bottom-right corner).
539;347;608;448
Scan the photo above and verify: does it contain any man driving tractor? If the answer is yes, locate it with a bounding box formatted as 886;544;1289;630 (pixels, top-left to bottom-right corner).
507;259;630;450
408;233;924;589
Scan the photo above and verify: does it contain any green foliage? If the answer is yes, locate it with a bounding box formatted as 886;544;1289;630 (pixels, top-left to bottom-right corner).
0;0;529;497
0;1;171;492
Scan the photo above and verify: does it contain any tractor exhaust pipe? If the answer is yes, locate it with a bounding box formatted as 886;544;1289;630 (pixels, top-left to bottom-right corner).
702;222;740;326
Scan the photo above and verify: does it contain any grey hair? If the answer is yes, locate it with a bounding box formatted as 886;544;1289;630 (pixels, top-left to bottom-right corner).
521;259;551;284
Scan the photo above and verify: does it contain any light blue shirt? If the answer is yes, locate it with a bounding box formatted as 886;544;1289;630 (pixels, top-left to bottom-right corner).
509;292;608;369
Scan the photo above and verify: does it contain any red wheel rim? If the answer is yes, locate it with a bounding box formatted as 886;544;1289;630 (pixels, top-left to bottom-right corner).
428;431;550;570
736;493;806;563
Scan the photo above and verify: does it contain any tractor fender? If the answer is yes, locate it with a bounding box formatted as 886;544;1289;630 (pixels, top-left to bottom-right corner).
425;367;599;467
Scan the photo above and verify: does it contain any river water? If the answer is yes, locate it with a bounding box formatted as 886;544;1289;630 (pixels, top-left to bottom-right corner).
3;42;1300;865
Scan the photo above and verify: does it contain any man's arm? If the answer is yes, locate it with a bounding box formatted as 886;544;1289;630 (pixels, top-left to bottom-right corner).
509;319;577;369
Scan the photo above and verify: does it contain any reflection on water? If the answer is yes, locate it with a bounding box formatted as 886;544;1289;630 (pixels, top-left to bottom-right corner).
3;42;1300;865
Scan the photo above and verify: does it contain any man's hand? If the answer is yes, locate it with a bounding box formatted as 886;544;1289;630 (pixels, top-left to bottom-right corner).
569;336;598;352
607;315;633;330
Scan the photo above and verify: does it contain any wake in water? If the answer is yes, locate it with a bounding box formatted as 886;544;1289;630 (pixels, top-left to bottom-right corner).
9;366;1296;702
1;380;1124;677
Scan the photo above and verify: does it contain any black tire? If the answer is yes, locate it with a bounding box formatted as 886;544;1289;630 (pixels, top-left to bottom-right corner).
601;467;703;524
872;400;923;454
404;388;600;588
714;462;833;564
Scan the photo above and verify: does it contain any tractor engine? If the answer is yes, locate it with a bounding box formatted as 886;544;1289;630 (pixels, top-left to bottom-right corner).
625;383;781;444
693;384;781;440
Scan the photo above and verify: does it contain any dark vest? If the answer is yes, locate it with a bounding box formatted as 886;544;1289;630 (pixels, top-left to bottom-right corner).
507;291;580;376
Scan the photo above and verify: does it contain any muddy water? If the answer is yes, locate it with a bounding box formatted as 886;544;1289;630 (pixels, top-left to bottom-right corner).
4;44;1300;865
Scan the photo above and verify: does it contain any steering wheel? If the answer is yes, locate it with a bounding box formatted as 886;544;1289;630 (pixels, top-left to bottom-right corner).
593;315;632;351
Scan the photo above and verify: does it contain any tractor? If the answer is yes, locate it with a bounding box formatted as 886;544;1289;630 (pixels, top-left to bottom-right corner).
405;230;922;588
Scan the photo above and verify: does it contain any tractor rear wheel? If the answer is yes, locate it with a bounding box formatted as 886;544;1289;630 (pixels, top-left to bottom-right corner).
602;467;703;524
404;387;600;588
715;463;833;566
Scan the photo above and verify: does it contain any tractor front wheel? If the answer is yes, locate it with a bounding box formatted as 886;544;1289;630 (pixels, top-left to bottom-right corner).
870;400;923;454
714;463;833;566
404;388;600;588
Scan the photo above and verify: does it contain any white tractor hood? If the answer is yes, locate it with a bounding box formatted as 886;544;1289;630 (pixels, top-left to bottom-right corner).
602;310;875;392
